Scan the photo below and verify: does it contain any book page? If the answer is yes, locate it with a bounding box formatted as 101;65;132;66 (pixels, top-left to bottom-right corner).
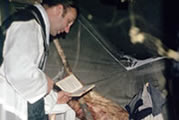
70;84;95;97
56;74;83;93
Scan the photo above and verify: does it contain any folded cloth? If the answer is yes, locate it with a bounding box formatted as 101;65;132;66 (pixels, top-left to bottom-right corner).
143;113;164;120
125;83;165;120
44;90;76;120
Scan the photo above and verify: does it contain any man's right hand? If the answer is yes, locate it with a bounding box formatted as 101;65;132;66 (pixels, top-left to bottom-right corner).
57;91;71;104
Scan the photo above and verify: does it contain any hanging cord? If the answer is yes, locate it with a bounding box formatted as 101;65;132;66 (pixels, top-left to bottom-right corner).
128;0;135;27
72;23;81;70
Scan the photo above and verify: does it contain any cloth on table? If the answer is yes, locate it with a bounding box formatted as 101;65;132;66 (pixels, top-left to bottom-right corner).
125;83;165;120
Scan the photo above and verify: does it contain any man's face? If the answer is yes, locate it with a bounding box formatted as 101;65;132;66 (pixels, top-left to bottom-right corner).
50;6;77;36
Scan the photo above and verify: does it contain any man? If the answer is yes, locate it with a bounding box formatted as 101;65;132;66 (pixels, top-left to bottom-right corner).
0;0;78;120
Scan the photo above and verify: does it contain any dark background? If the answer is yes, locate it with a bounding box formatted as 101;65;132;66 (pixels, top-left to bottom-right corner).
76;0;179;58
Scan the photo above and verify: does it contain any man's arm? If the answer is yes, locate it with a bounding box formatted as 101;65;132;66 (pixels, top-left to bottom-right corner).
3;21;48;103
46;75;54;94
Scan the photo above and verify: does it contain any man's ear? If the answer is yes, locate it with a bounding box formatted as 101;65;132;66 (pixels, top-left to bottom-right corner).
56;4;64;17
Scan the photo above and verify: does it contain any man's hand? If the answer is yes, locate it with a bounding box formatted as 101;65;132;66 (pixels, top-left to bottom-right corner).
57;91;71;104
46;75;71;104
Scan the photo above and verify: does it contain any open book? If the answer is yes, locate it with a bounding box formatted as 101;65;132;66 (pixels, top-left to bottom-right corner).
56;74;95;97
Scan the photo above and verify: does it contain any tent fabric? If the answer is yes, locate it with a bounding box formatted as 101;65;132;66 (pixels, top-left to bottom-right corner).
45;16;168;119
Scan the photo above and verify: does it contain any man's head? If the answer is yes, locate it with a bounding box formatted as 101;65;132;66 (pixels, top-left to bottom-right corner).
42;0;78;36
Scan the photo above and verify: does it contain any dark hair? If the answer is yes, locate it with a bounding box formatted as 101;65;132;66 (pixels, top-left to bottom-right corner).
41;0;79;17
41;0;76;9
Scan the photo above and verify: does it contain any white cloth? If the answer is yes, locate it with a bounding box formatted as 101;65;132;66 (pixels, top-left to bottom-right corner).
143;113;164;120
44;90;76;120
0;4;50;120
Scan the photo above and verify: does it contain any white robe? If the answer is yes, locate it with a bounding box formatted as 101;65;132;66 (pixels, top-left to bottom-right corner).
0;4;50;120
0;4;76;120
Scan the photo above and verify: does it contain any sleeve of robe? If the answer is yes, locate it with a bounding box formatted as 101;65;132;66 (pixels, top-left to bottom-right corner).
2;20;48;104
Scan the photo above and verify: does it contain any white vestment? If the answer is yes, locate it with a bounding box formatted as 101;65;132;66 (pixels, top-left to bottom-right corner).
0;4;76;120
0;4;49;120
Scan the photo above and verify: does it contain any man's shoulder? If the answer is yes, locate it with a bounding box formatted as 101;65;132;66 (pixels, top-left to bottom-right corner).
1;5;38;30
12;5;39;22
